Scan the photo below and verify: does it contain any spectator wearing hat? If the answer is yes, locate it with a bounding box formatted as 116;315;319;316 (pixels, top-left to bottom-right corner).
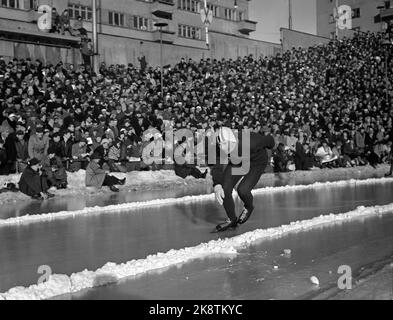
85;152;125;192
19;158;54;200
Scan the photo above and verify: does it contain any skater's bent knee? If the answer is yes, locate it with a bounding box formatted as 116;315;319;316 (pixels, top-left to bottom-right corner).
237;186;251;198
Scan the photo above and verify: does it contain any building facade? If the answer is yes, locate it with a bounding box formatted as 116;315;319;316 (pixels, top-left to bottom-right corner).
317;0;393;39
0;0;281;67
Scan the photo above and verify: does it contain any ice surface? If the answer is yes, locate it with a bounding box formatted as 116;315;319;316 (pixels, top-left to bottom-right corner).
1;202;393;300
1;177;393;228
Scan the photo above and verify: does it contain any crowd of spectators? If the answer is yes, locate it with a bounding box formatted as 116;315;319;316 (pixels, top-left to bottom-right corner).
1;30;393;192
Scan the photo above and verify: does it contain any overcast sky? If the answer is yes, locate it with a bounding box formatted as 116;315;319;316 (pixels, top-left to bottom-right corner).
249;0;317;43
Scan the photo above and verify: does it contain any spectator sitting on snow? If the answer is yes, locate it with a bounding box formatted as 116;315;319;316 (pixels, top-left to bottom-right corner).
19;158;55;200
42;145;68;189
174;138;207;180
70;138;89;171
315;140;338;167
85;152;126;192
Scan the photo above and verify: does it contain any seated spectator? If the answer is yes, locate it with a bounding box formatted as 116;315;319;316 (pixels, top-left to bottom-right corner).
0;127;16;174
315;140;338;167
174;139;207;179
273;143;290;173
343;138;362;167
28;126;49;163
19;158;55;200
85;152;126;192
294;142;315;171
0;138;7;175
70;138;89;171
15;130;29;173
59;10;74;36
108;139;126;172
42;146;68;189
73;16;87;36
50;8;60;33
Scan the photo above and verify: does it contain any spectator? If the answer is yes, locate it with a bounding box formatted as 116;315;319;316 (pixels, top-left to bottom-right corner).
18;158;54;200
15;130;29;172
73;16;87;36
0;138;7;175
59;10;74;36
315;140;338;167
43;145;68;189
28;126;49;163
50;8;60;33
70;138;89;171
80;35;94;67
85;152;126;192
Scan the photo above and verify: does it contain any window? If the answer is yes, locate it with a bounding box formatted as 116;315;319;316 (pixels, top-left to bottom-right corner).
239;12;243;21
1;0;20;9
178;0;200;13
109;11;124;27
68;4;92;21
352;8;360;19
178;24;201;40
132;16;150;31
224;7;237;21
330;32;336;39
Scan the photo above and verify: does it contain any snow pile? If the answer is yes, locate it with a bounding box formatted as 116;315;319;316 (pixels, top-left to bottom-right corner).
0;170;190;204
1;176;393;228
1;202;393;300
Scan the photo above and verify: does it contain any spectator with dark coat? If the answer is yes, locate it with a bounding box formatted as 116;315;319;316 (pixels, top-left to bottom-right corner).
15;130;29;172
18;158;55;200
0;138;7;175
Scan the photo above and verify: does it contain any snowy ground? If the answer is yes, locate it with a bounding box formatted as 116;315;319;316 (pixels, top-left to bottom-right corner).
0;164;389;205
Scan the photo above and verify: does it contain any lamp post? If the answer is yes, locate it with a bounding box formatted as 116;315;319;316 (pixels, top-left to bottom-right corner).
381;39;392;103
154;22;168;101
92;0;99;74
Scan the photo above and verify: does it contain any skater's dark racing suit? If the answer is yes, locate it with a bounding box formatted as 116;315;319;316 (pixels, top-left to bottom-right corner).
210;131;275;226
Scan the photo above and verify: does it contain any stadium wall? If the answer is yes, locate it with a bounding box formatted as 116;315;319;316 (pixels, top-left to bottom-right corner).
280;28;331;52
97;32;281;67
0;40;81;66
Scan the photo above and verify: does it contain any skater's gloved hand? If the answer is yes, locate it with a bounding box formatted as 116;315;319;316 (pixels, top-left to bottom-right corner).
214;185;225;205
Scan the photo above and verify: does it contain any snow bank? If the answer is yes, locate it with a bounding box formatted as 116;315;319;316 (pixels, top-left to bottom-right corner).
0;164;389;205
1;176;393;228
2;202;393;300
0;170;189;204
